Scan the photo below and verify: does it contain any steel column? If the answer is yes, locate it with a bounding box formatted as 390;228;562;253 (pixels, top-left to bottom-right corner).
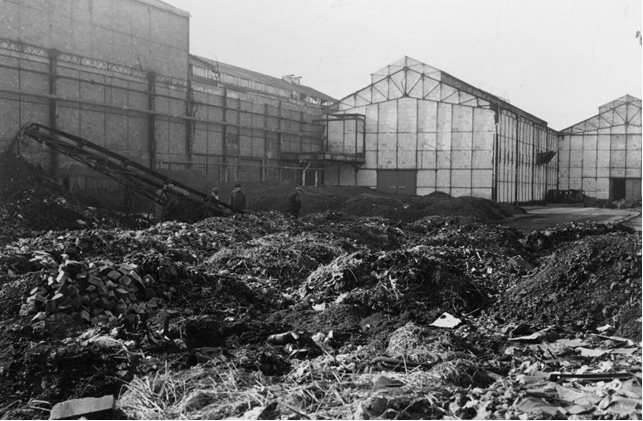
147;71;157;169
48;48;59;176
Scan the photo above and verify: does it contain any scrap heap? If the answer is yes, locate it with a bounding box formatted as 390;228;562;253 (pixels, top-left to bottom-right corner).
0;155;640;420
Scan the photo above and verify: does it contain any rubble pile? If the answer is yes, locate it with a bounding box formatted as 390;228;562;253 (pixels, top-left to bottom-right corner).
301;245;491;318
525;220;634;252
0;155;147;246
498;232;642;338
20;259;165;326
0;199;640;419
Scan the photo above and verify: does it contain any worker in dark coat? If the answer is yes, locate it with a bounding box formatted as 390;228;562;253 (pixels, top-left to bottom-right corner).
210;187;220;202
287;186;303;218
229;183;246;210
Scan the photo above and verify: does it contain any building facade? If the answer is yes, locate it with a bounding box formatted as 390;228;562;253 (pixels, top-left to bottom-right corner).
0;0;334;198
557;95;642;201
0;1;638;204
322;57;559;202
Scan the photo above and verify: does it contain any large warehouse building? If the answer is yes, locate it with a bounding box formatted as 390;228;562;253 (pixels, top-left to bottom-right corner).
0;0;640;204
557;95;642;201
322;57;559;202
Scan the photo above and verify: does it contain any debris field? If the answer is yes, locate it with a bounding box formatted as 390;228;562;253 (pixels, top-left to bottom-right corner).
0;156;641;420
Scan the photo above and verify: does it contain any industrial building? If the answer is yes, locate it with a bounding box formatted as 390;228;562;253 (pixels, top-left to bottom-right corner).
557;95;642;201
0;0;639;204
0;0;333;199
322;56;559;202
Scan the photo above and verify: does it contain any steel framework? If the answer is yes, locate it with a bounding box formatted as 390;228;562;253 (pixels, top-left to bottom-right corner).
19;123;238;217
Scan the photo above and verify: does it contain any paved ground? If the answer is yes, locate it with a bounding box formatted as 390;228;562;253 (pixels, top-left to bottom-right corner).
500;206;642;233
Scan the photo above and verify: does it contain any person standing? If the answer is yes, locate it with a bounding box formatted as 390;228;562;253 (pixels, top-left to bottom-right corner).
210;187;220;201
287;186;303;218
229;183;246;210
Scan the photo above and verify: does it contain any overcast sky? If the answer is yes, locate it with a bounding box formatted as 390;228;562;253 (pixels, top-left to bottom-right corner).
168;0;641;130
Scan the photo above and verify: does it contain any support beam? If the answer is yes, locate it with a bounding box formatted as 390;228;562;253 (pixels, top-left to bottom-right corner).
48;48;59;177
514;115;520;203
222;87;228;182
492;104;500;202
147;71;157;169
185;77;194;168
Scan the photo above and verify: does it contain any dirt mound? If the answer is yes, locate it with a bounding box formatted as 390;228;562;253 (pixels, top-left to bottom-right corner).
409;215;527;255
206;232;344;284
0;155;148;245
300;245;491;319
302;212;407;250
407;190;453;207
223;183;522;224
1;197;641;419
339;194;406;218
245;184;404;216
525;220;635;252
497;232;642;340
406;196;521;222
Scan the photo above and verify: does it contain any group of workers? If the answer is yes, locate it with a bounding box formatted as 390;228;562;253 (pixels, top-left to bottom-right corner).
209;184;304;218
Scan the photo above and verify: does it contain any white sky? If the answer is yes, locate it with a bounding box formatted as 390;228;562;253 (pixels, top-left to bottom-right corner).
168;0;642;130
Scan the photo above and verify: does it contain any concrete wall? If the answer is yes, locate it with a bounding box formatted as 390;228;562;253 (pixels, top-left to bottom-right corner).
0;0;189;78
558;95;642;200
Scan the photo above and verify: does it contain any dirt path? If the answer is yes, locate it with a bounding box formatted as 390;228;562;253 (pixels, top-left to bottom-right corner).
499;206;641;232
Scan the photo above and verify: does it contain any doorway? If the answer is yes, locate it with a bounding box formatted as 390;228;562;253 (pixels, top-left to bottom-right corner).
610;178;626;201
376;170;417;195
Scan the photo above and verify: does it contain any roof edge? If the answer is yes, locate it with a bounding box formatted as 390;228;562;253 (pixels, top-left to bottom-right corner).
190;54;336;102
132;0;190;17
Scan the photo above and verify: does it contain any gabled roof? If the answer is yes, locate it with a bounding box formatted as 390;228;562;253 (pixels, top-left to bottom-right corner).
599;94;642;113
336;56;547;125
561;94;642;133
370;56;441;84
190;55;335;103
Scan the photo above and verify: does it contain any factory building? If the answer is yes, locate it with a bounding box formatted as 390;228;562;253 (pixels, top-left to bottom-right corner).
0;1;638;205
0;0;333;199
321;57;559;202
557;95;642;201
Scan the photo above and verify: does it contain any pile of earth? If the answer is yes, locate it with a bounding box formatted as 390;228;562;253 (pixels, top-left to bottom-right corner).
497;231;642;340
242;185;525;223
0;154;148;246
334;191;526;222
405;194;526;222
245;184;407;216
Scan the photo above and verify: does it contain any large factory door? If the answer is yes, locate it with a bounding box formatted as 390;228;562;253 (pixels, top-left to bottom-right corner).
610;178;626;200
611;178;642;201
377;170;417;195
